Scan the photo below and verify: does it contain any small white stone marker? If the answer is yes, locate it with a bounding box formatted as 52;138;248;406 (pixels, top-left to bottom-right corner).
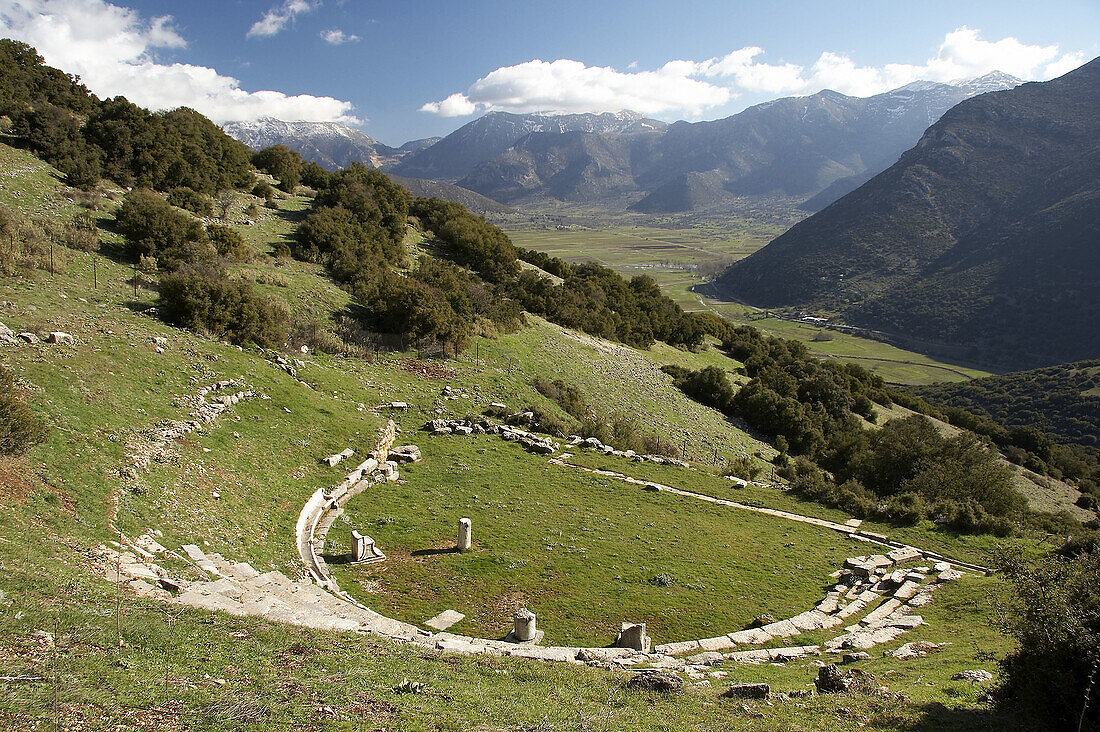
350;531;386;563
457;517;472;551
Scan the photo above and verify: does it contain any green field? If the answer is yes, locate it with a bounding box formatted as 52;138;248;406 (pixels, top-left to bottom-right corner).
505;223;782;309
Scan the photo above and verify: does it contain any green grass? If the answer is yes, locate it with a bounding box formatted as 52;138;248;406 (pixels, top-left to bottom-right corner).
331;433;843;647
0;144;1054;730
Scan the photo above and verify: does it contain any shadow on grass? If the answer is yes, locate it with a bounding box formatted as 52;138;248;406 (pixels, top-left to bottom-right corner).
273;206;307;226
900;702;1048;732
410;547;459;557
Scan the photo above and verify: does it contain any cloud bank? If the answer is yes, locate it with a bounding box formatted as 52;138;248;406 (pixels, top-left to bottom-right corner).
422;27;1085;117
0;0;358;124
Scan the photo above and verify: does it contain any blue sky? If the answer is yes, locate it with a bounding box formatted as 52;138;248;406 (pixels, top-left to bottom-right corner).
1;0;1097;145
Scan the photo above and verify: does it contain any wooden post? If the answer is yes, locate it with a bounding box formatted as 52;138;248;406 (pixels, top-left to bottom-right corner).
92;256;97;289
49;241;54;275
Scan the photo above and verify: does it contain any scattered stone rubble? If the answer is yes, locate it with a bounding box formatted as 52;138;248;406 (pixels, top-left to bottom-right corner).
424;413;691;466
424;417;559;456
122;380;259;478
0;321;76;346
952;670;993;683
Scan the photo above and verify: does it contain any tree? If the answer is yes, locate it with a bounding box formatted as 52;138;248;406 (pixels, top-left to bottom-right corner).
252;145;302;193
115;189;208;265
214;190;236;221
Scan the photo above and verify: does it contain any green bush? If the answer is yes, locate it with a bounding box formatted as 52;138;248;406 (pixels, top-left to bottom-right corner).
206;223;254;262
995;548;1100;729
252;145;301;193
159;265;290;347
115;188;209;265
532;378;591;421
251;181;275;201
166;187;214;216
0;365;49;455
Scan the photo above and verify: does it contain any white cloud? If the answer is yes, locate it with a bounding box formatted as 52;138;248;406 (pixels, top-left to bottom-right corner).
421;58;730;118
320;28;359;45
0;0;360;124
422;28;1087;118
247;0;316;39
420;93;478;117
699;27;1085;98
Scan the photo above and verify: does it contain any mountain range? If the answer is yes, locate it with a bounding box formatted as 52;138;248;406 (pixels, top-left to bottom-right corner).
713;58;1100;369
222;118;440;171
392;73;1020;211
223;74;1018;214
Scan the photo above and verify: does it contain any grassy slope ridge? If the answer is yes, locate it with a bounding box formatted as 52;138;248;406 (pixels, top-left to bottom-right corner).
715;57;1100;369
0;143;1046;730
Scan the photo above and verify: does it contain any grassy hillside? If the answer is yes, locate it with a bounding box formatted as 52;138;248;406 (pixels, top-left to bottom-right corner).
0;142;1059;731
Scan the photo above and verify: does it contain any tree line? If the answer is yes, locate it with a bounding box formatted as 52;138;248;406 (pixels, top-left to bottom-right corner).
662;325;1040;535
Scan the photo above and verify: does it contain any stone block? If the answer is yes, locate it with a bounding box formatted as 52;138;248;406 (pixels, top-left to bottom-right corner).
887;546;922;564
723;682;769;699
616;622;651;652
425;609;465;631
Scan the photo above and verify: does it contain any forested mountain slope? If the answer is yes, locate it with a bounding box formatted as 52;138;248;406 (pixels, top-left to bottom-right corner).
914;361;1100;456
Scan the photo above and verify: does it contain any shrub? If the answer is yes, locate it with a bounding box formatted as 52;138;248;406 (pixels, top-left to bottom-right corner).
166;187;214;216
251;181;275;201
115;188;208;264
532;378;591;421
206;224;254;262
64;210;98;251
159;265;290;347
881;492;926;525
995;548;1100;729
0;365;49;455
727;454;762;481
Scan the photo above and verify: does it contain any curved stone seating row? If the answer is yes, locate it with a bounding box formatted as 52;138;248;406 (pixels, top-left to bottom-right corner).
653;548;955;658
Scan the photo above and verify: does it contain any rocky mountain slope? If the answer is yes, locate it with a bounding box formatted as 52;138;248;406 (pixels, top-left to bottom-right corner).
389;110;667;183
714;59;1100;369
222;118;436;170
